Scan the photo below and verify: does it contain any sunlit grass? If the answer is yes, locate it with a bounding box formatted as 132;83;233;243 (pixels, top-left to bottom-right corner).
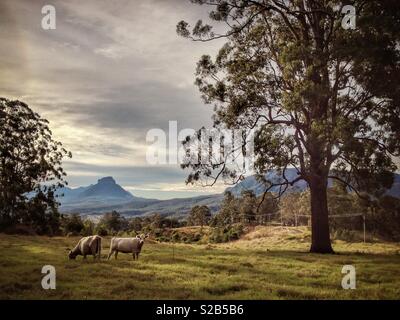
0;227;399;299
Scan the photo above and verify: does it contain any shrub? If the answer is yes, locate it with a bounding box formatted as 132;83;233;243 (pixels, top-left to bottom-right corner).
96;225;108;236
210;224;244;243
61;214;84;235
172;232;180;242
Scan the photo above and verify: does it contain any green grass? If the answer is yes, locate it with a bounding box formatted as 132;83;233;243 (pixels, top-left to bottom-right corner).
0;226;399;299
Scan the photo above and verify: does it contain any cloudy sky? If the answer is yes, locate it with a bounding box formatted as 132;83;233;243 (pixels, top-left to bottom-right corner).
0;0;228;199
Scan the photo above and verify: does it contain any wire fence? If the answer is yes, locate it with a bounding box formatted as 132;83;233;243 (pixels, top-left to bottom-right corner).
230;212;367;242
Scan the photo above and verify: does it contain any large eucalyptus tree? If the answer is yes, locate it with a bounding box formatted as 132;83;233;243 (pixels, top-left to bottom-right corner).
177;1;400;253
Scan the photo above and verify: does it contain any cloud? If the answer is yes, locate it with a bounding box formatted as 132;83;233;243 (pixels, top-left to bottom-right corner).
0;0;228;199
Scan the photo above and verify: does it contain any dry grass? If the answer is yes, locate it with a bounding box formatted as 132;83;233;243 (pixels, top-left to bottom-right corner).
0;227;399;300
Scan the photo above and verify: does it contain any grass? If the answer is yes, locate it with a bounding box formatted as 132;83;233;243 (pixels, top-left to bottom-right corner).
0;226;399;299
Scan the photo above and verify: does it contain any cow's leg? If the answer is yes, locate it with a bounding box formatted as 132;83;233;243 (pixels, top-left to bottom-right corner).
132;252;136;260
107;249;115;260
91;247;97;260
83;255;87;260
136;253;140;260
114;251;118;260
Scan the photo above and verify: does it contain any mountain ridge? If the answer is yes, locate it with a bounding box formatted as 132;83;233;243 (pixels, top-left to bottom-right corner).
59;171;400;217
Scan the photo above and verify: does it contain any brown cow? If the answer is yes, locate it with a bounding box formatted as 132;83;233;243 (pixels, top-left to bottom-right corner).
68;235;102;260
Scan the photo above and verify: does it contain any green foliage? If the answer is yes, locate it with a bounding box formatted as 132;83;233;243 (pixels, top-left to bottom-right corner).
211;191;239;227
61;214;84;236
367;196;400;241
212;191;278;227
96;211;128;235
210;224;244;243
95;225;108;237
129;217;143;232
279;191;311;226
178;0;400;252
0;98;71;234
279;185;400;241
239;190;257;224
187;205;212;227
81;219;95;236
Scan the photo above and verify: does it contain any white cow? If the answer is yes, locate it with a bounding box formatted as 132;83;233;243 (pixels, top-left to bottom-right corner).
107;234;149;260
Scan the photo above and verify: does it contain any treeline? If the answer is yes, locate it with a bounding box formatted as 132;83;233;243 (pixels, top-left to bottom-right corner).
18;182;400;243
280;183;400;241
3;186;400;243
186;182;400;242
61;211;183;237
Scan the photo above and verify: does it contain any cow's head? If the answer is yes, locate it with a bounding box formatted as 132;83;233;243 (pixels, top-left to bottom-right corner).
67;249;77;260
138;233;149;240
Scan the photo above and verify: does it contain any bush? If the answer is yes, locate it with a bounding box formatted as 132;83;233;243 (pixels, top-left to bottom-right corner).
81;219;95;236
96;225;108;236
172;232;180;242
210;224;244;243
61;214;84;235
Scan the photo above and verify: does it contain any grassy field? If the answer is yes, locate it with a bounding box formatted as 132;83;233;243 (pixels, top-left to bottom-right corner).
0;226;399;300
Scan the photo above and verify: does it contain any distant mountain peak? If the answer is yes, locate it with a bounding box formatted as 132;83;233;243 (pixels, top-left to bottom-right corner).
57;176;135;207
98;176;116;185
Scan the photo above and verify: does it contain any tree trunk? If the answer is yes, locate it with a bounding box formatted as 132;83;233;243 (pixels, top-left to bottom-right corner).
309;176;334;253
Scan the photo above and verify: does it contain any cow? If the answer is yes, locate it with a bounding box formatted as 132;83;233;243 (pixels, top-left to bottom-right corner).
107;234;149;260
68;235;102;260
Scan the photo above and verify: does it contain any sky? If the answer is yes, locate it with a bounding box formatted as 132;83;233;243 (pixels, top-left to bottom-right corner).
2;1;399;201
0;0;230;199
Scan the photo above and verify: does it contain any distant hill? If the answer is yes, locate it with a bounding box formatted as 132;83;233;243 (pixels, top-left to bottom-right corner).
226;168;309;196
387;174;400;198
59;172;400;217
57;177;157;213
77;177;133;200
228;169;400;198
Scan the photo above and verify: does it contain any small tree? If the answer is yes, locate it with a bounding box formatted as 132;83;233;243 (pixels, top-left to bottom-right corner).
61;213;84;235
212;191;240;226
129;217;143;233
97;211;127;234
82;219;95;236
239;190;257;225
188;205;212;227
279;191;310;226
257;192;279;224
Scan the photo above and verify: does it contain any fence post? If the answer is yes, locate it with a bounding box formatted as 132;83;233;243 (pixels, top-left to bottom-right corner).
171;219;175;261
363;214;366;243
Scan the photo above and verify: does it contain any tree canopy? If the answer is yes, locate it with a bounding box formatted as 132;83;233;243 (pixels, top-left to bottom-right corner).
178;1;400;252
0;98;71;233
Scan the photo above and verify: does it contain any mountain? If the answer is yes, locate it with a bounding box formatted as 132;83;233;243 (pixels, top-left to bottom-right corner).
226;168;308;196
59;172;400;217
227;169;400;198
58;176;223;217
77;177;133;200
387;174;400;198
58;177;158;213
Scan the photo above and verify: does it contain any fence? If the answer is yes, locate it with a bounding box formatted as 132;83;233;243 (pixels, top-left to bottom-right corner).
236;212;367;243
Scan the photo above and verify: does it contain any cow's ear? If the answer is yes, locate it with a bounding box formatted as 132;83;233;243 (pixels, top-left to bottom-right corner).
65;247;71;251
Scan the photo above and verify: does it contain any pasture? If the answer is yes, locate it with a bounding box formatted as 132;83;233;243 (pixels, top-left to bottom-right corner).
0;226;399;299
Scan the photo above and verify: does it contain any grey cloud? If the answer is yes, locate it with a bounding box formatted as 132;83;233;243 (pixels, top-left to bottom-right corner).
64;161;189;185
0;0;225;199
